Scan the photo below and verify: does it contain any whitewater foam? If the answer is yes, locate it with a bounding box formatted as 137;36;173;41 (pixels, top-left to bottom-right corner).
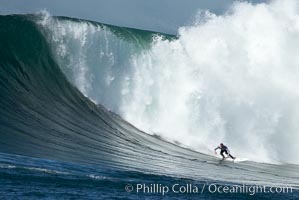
39;0;299;165
122;0;299;164
119;0;299;164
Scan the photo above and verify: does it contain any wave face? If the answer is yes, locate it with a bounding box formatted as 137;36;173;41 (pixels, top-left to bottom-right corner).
0;14;118;165
0;14;198;177
39;0;299;165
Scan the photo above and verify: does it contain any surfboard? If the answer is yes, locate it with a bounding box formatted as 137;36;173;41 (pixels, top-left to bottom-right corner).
221;157;235;162
221;157;249;162
233;158;248;162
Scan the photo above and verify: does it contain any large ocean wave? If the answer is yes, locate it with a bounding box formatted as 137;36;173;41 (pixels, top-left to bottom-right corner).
1;1;299;193
39;0;299;165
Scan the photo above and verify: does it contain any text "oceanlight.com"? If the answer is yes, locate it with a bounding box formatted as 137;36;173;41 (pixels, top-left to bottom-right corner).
125;183;293;196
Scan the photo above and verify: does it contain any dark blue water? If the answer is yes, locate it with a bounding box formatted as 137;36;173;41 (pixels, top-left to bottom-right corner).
0;153;298;199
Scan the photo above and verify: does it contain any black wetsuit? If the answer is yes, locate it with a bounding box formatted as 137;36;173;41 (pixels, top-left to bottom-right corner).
215;145;235;159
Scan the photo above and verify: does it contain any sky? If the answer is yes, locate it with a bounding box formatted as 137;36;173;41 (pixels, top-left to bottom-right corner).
0;0;267;33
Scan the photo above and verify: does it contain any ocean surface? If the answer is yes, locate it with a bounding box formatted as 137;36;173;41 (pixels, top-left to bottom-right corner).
1;3;299;199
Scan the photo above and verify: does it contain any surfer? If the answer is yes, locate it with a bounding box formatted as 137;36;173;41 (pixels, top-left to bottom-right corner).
214;143;235;160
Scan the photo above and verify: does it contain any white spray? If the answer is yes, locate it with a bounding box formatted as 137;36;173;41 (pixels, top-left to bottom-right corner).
42;0;299;164
121;0;299;164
